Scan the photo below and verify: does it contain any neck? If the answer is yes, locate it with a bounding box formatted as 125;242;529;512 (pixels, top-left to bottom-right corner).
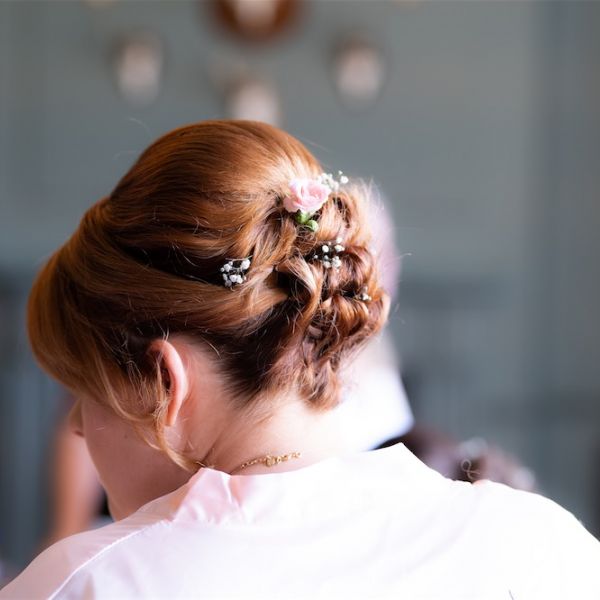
189;394;348;476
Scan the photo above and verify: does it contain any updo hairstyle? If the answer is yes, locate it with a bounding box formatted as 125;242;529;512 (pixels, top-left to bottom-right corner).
27;120;390;470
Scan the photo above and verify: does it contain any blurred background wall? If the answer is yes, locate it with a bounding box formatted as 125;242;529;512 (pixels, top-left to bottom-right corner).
1;0;599;567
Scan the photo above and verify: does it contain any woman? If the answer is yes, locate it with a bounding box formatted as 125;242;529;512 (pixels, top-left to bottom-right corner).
2;121;598;599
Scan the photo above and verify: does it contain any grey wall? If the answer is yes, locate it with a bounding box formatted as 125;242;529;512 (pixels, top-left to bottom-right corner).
1;0;599;567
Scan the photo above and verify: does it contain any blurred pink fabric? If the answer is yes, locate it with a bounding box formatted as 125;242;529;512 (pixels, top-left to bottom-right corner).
2;443;599;599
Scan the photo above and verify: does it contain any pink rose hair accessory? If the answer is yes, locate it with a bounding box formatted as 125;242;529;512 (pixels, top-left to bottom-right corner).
284;171;349;232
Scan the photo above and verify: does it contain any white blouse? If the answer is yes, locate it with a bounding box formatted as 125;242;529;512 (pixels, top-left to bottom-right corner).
2;443;599;600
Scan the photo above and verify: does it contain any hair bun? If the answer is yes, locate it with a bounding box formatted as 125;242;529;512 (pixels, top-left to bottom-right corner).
27;120;390;473
274;237;388;409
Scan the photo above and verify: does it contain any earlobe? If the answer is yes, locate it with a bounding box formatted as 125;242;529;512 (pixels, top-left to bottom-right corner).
149;340;190;428
67;398;84;437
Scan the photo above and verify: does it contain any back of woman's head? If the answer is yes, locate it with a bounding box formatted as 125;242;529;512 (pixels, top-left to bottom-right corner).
28;120;390;469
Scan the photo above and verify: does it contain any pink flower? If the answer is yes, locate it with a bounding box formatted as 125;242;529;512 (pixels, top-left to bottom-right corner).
283;178;331;214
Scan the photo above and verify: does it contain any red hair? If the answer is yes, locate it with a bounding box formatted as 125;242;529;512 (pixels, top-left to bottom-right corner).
28;120;389;470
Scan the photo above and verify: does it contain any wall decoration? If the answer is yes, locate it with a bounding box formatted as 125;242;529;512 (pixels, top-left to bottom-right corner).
114;33;163;107
225;74;281;125
210;0;301;43
332;36;387;110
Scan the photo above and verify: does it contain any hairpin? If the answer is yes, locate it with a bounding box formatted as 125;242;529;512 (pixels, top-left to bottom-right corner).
220;257;251;287
283;171;349;232
354;287;372;302
314;237;345;270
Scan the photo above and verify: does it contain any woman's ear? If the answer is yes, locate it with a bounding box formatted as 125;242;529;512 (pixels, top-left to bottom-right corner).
148;339;190;427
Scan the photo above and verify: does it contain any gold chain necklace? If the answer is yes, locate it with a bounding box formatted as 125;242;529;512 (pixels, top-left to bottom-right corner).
232;452;302;474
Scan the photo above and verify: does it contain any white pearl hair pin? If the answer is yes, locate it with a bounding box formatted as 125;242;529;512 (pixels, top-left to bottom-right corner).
314;237;345;270
220;257;251;287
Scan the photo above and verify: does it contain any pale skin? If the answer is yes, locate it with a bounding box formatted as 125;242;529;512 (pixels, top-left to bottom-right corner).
40;418;104;550
68;335;349;521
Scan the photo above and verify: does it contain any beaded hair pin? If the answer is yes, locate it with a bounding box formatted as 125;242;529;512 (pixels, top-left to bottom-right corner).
220;257;251;287
218;250;371;303
313;237;345;270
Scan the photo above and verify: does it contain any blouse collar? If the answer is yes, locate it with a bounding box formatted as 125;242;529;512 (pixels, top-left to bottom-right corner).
136;443;448;526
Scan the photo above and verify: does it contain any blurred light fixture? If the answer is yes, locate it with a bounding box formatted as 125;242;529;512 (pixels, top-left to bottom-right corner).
211;0;300;42
226;76;281;126
333;37;387;110
114;33;163;107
